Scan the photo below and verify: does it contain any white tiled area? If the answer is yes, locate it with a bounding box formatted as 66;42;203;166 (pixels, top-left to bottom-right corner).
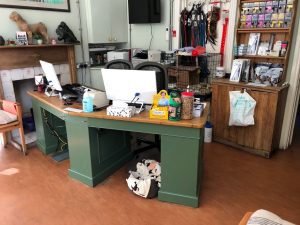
1;64;70;102
0;64;71;145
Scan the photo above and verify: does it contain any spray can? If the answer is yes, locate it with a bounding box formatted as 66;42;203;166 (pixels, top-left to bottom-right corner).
82;89;93;113
168;91;181;121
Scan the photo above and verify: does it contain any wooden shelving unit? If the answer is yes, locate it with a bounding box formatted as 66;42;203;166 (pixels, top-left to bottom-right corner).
211;0;298;157
211;79;289;158
236;0;298;83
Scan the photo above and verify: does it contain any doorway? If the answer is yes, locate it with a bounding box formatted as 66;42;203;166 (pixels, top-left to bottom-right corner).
292;102;300;148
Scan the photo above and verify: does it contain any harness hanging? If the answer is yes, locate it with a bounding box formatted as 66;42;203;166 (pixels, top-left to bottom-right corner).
180;3;207;48
206;5;220;48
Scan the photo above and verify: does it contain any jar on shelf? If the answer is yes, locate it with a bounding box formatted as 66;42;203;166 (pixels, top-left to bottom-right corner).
181;91;194;120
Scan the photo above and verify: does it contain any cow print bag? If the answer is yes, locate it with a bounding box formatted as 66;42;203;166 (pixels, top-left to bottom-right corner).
126;159;161;199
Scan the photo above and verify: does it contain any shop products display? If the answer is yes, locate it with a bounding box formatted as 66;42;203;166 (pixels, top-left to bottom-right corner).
240;0;294;28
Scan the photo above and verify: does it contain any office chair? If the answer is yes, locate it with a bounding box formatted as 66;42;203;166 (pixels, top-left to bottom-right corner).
0;100;27;155
104;59;133;70
134;62;168;155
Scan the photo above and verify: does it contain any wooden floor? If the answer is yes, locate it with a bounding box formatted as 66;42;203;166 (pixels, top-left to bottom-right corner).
1;132;300;225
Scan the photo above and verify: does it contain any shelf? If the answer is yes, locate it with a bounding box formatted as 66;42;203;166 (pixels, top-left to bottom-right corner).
237;28;290;33
241;0;272;2
212;79;288;92
235;55;286;60
0;44;76;49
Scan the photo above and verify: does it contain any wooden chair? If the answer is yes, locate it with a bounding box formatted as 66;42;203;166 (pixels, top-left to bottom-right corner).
0;100;27;155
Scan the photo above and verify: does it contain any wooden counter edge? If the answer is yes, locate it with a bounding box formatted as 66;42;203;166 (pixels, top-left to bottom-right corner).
27;90;210;129
27;91;68;114
212;79;289;92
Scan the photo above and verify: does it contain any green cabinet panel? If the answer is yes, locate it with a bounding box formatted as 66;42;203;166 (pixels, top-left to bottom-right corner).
66;119;132;187
158;131;203;207
32;100;67;154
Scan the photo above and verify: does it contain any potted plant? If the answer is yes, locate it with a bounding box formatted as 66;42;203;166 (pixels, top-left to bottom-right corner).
33;33;43;45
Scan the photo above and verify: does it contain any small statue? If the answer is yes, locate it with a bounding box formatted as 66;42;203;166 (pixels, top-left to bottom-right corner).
0;36;5;46
9;11;49;44
56;22;80;44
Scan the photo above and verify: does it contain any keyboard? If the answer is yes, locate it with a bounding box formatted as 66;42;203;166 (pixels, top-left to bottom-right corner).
62;84;94;102
61;84;81;101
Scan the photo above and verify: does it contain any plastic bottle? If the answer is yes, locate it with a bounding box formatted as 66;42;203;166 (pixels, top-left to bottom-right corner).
82;89;93;113
204;121;213;143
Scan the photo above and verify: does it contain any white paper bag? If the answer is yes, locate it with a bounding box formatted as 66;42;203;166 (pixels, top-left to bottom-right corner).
229;90;256;126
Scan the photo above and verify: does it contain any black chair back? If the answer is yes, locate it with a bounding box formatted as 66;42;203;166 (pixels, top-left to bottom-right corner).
104;59;133;70
134;62;168;92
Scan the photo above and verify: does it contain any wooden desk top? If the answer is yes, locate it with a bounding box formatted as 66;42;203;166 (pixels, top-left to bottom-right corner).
28;91;209;129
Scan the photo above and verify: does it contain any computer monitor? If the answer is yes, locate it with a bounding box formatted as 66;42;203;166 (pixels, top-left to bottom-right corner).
39;60;62;96
101;68;157;105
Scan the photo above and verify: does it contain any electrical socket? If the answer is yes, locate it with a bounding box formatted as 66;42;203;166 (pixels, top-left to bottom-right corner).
76;62;90;69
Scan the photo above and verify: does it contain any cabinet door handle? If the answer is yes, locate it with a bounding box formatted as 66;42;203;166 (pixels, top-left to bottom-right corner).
108;37;112;41
114;37;117;41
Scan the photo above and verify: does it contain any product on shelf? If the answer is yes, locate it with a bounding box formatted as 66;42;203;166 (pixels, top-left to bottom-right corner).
253;62;283;86
247;33;261;55
230;59;251;83
239;0;294;29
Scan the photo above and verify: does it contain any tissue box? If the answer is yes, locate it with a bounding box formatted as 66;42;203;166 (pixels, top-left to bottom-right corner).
106;105;135;118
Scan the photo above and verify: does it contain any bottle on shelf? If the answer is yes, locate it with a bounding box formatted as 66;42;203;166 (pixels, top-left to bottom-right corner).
280;41;288;57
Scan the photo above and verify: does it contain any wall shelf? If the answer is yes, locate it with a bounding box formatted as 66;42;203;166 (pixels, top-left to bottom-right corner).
241;0;276;3
235;55;286;60
237;28;290;34
0;44;76;49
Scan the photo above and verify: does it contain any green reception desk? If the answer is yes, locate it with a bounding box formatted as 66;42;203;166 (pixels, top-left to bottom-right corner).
28;91;209;207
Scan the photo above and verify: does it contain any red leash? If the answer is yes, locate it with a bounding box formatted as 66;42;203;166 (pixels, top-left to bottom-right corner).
220;17;229;66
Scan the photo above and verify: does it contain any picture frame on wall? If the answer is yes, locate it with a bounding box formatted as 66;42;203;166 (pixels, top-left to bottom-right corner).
0;0;70;12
